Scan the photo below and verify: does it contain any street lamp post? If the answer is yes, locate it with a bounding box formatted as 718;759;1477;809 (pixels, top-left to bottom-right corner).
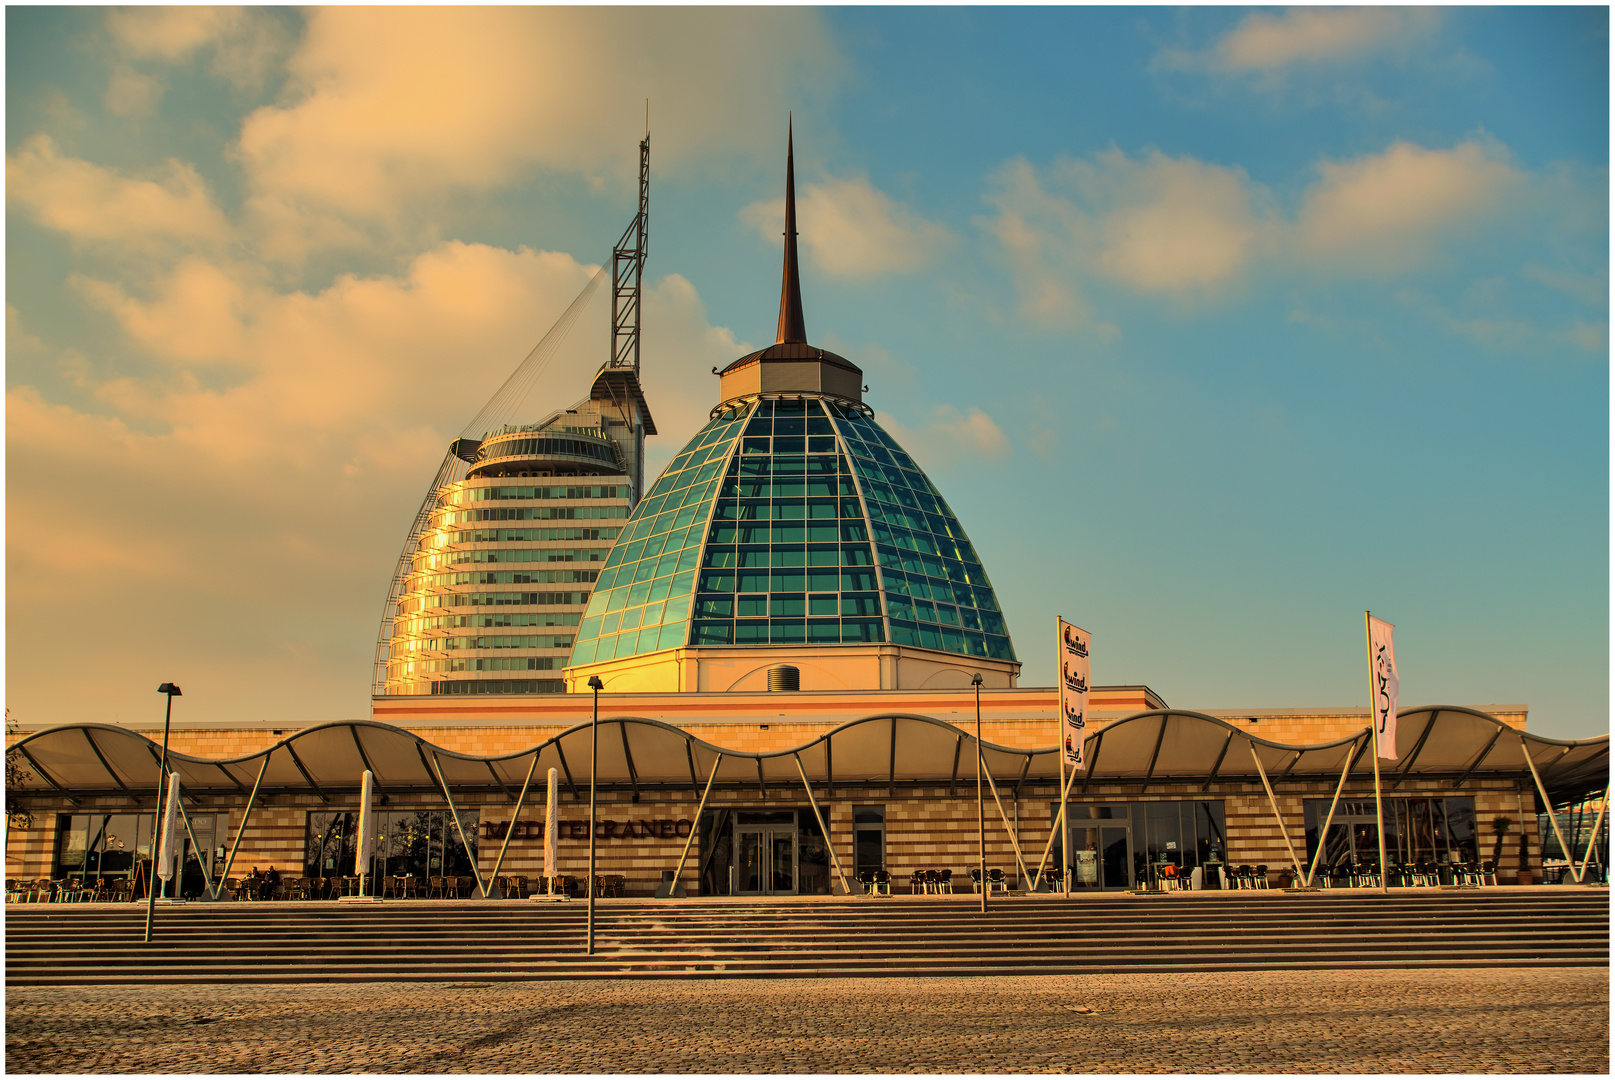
973;672;985;915
144;682;182;944
586;675;603;956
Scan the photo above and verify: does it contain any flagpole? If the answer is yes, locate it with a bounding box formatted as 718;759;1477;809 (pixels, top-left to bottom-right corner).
1057;616;1067;899
1366;611;1389;895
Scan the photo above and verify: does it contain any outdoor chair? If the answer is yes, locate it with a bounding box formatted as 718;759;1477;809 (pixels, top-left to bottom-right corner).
922;869;940;894
1233;865;1253;890
1479;861;1498;886
858;870;876;895
1159;864;1180;891
987;868;1008;894
427;875;446;898
937;869;953;893
1253;865;1270;890
908;871;926;895
57;878;83;903
969;867;983;893
872;869;891;896
5;878;26;903
508;876;527;899
494;875;510;899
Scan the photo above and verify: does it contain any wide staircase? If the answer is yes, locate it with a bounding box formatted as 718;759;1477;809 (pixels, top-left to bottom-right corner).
6;890;1607;985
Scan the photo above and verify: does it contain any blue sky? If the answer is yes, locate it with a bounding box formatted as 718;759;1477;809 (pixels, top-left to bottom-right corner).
6;7;1608;738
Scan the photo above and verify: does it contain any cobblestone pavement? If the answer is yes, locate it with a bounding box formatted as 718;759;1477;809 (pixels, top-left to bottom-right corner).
6;968;1607;1074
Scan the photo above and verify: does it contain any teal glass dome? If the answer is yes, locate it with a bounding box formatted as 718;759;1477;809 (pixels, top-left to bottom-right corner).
568;395;1015;666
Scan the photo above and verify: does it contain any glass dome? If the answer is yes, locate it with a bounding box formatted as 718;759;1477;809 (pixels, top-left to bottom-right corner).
568;395;1015;667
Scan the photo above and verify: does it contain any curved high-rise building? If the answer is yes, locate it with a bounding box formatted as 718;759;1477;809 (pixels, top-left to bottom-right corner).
565;130;1019;693
380;374;654;697
377;136;655;698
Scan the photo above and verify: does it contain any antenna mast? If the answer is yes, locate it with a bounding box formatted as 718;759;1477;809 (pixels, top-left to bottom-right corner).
611;122;650;373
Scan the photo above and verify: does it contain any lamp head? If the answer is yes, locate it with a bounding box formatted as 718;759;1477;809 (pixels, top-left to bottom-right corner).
587;676;604;691
970;673;983;687
157;683;182;696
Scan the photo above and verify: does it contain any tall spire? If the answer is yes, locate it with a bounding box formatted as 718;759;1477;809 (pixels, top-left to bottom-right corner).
775;119;808;345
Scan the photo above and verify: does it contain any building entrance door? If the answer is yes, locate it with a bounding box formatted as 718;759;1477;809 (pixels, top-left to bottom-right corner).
735;827;797;895
1068;824;1133;890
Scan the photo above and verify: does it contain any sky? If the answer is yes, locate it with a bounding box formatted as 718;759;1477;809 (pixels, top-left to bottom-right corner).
5;6;1608;739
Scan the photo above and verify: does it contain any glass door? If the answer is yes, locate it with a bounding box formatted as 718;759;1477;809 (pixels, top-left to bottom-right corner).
1065;822;1132;890
734;826;797;895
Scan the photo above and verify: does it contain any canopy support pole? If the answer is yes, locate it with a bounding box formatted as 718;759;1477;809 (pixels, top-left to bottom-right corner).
1575;784;1609;884
1304;738;1360;887
429;752;488;898
1249;742;1307;887
795;753;852;896
1030;760;1080;893
212;756;271;900
668;753;723;894
1520;734;1578;882
173;790;215;900
982;761;1033;889
485;752;541;893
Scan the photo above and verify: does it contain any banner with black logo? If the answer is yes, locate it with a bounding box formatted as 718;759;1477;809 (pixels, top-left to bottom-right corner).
1367;615;1399;761
1058;619;1090;769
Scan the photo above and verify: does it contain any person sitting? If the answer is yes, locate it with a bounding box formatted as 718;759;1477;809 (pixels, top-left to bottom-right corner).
260;866;280;901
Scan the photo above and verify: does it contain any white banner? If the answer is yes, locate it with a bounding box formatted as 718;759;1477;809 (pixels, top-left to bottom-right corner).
1058;619;1091;769
1368;615;1400;761
156;772;182;881
544;768;559;891
354;769;375;876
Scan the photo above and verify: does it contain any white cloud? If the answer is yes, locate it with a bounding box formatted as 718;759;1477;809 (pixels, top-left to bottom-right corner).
7;241;748;727
104;64;163;117
1157;7;1442;75
105;7;290;92
1296;139;1521;271
877;405;1011;470
741;176;953;277
6;134;232;251
234;7;843;259
979;148;1267;319
981;138;1541;319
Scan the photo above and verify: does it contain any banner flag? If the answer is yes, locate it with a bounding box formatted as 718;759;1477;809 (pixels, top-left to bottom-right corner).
544;767;560;891
354;769;375;875
156;772;182;881
1058;619;1091;769
1367;615;1400;761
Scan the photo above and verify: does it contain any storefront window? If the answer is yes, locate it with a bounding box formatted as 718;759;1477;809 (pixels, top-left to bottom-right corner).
1051;801;1226;891
54;812;224;897
305;809;478;882
1303;796;1477;868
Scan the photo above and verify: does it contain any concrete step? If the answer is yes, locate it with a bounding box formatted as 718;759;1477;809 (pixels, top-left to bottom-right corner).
7;891;1605;984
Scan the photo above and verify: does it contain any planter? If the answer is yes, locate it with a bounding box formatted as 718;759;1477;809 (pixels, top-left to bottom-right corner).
1517;871;1534;886
1276;872;1294;889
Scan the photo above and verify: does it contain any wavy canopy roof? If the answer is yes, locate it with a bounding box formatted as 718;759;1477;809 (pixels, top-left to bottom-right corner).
9;706;1606;807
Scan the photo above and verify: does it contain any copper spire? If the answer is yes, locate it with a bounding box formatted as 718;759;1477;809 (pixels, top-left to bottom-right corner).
774;120;808;345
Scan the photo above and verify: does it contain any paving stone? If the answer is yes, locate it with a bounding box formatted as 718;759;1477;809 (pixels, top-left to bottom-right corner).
5;968;1607;1074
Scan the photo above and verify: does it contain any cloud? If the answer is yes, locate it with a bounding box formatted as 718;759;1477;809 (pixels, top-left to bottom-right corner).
105;7;289;92
104;65;163;117
1080;150;1269;294
741;176;953;277
981;138;1546;319
877;405;1011;470
1296;139;1521;271
1157;7;1442;75
7;240;748;726
234;7;842;258
6;134;233;251
979;148;1267;321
